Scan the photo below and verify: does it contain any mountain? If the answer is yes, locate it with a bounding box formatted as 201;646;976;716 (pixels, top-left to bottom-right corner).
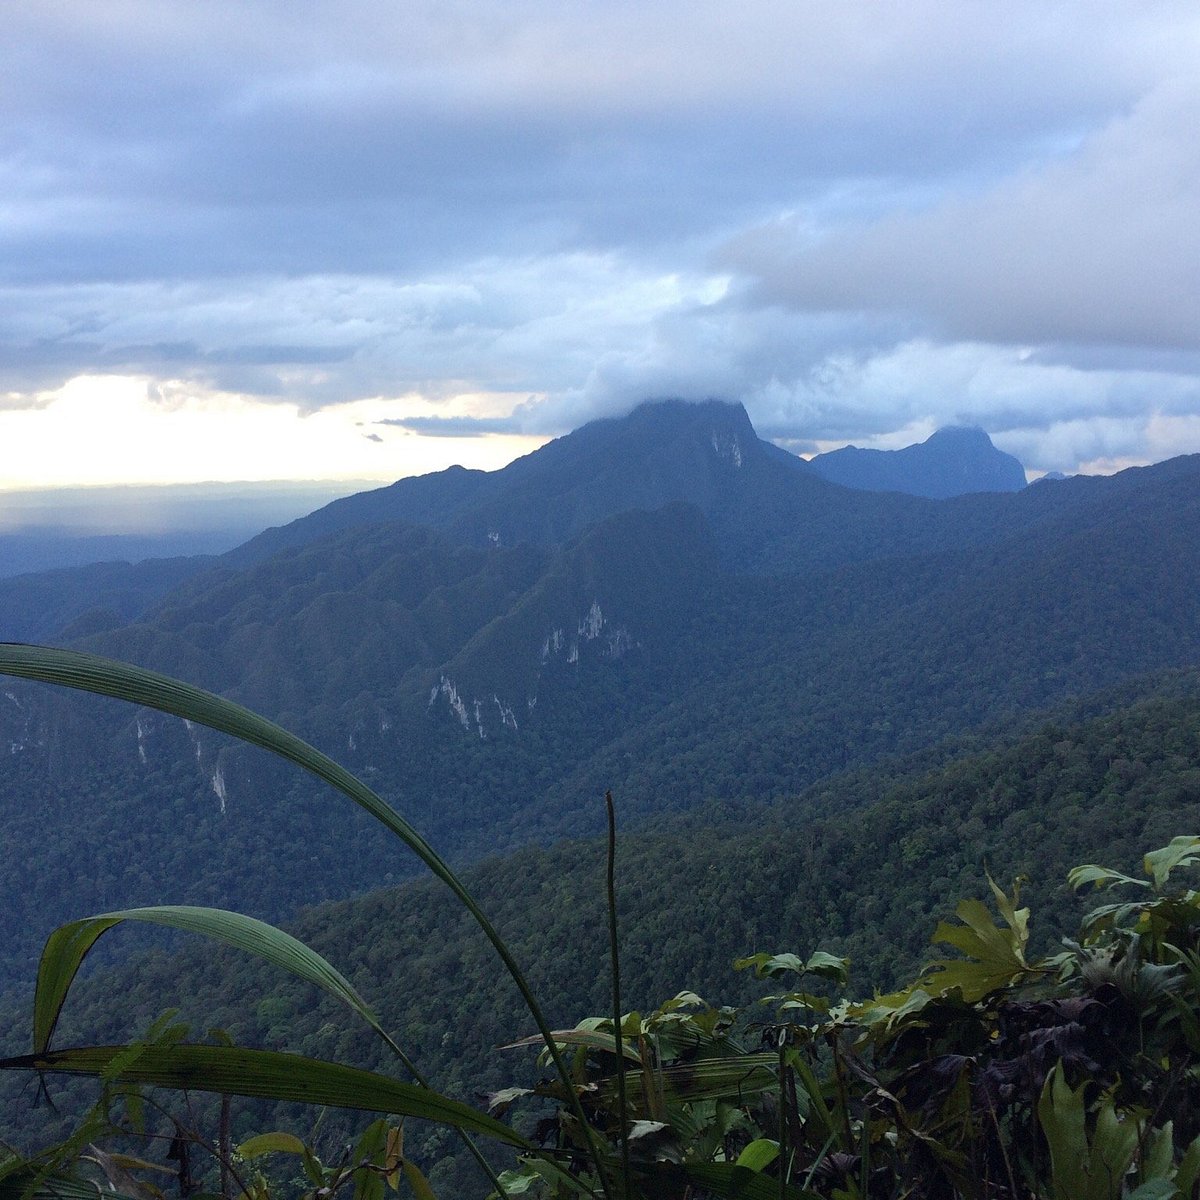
225;401;1043;575
808;424;1027;497
225;401;780;565
0;404;1113;642
1;399;1199;987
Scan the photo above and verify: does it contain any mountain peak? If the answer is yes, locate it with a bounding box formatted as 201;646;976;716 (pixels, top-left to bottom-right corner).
807;425;1027;499
580;398;758;454
926;424;991;444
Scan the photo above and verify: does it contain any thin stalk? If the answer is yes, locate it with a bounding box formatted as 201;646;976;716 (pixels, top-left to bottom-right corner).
373;1025;506;1195
0;644;611;1200
858;1100;869;1199
218;1094;231;1200
777;1042;787;1200
606;791;631;1200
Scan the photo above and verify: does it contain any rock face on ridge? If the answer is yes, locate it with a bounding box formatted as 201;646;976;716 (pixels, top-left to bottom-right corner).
808;425;1027;498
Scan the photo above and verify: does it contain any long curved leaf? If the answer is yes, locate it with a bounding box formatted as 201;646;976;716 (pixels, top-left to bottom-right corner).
34;906;383;1056
674;1162;820;1199
0;1044;530;1149
498;1029;643;1062
0;643;611;1196
606;1053;779;1104
0;1166;145;1200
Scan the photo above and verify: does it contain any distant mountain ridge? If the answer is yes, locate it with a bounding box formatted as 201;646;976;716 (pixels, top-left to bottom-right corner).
224;400;791;565
1;398;1200;985
807;425;1027;498
220;401;1058;586
0;401;1181;651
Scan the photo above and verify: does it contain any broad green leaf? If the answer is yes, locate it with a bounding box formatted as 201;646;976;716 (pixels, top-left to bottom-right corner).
852;986;933;1031
733;951;848;982
498;1158;595;1198
85;1152;173;1178
1037;1063;1140;1200
351;1119;390;1200
655;991;707;1013
485;1086;535;1116
1125;1182;1177;1200
492;1166;543;1195
736;1139;780;1171
33;905;387;1057
1176;1131;1200;1197
801;951;851;983
0;1044;530;1149
80;1143;162;1200
768;992;832;1015
923;893;1031;1001
735;953;805;978
237;1132;309;1159
1145;837;1200;889
1078;899;1152;938
986;874;1029;943
402;1160;439;1200
1139;1121;1175;1186
1068;864;1150;893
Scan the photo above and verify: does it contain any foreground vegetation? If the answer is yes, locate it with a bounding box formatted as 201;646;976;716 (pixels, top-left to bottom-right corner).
3;646;1200;1198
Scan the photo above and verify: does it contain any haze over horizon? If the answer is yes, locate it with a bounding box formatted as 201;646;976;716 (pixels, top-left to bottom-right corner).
3;3;1199;489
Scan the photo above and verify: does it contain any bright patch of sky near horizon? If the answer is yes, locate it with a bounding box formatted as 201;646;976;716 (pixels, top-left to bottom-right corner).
2;1;1199;491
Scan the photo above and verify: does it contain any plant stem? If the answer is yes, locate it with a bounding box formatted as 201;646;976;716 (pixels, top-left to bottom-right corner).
607;791;631;1200
218;1094;231;1200
777;1042;787;1200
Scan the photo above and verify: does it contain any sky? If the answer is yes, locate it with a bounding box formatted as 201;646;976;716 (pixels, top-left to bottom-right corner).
3;0;1199;492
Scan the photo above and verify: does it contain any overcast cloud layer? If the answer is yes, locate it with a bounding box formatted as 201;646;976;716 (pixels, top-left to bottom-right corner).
3;0;1199;479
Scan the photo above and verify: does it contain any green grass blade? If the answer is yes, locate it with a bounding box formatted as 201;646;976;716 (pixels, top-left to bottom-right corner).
0;643;610;1197
497;1029;643;1062
31;904;511;1198
33;905;384;1055
675;1162;821;1199
0;1167;144;1200
600;1052;780;1104
1;1045;530;1149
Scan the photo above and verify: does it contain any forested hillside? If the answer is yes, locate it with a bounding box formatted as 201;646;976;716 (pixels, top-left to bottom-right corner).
1;401;1198;989
4;675;1199;1193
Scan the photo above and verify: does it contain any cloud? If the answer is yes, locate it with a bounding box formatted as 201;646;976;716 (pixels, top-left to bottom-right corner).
3;2;1200;480
719;76;1200;353
4;2;1190;285
0;257;717;404
376;415;523;437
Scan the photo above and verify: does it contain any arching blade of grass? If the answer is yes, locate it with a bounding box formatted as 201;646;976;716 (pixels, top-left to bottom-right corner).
0;1045;531;1149
34;902;513;1196
0;1166;144;1200
0;643;612;1198
677;1162;821;1200
34;906;392;1057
